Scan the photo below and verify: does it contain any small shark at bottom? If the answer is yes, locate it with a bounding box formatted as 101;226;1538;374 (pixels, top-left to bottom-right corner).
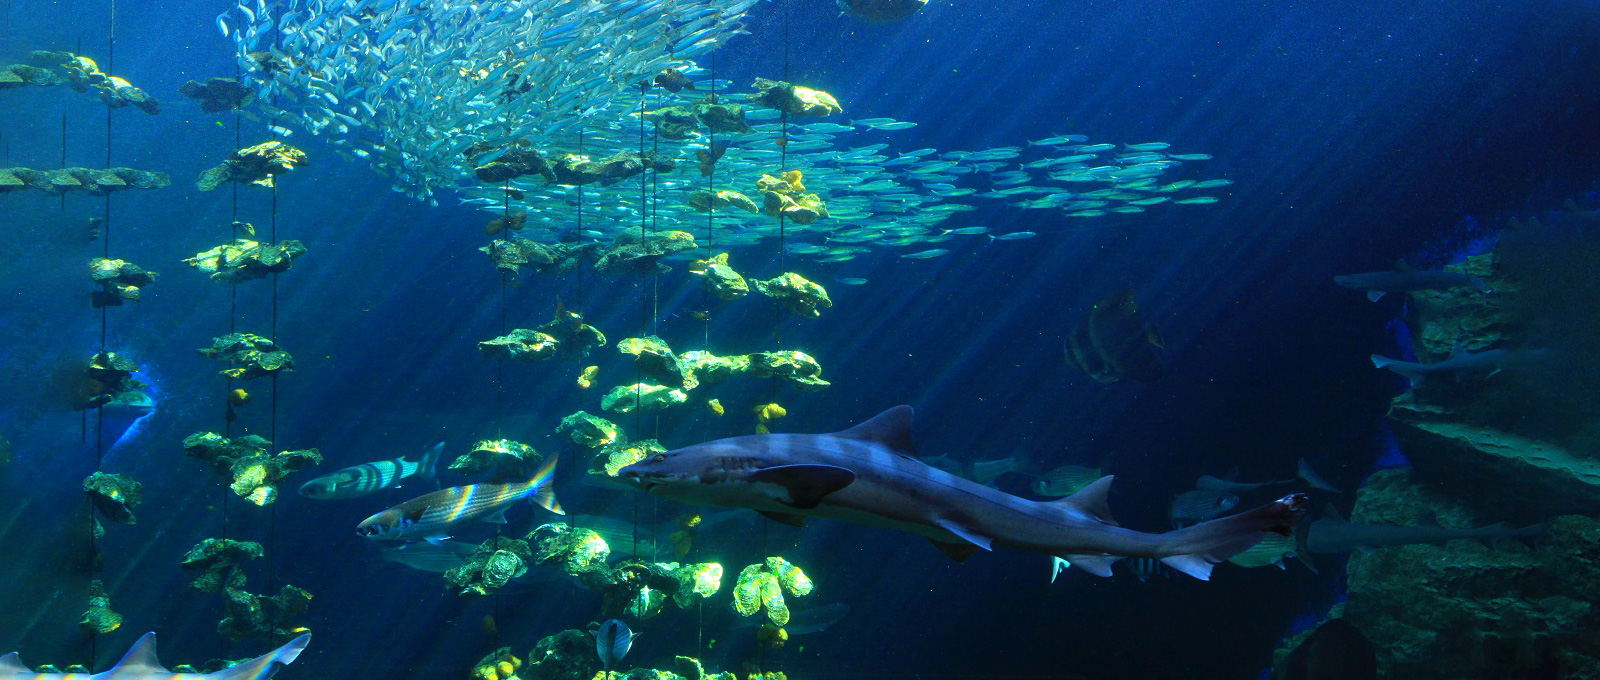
1;631;309;680
618;406;1307;580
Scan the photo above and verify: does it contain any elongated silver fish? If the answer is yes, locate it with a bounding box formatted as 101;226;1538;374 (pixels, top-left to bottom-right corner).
1;631;309;680
299;442;444;499
357;456;563;541
619;407;1306;580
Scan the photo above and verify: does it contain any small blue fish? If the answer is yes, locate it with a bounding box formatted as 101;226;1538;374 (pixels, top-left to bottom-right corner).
901;249;948;259
595;619;635;673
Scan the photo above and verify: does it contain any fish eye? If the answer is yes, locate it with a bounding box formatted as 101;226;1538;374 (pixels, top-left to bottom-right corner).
651;454;667;463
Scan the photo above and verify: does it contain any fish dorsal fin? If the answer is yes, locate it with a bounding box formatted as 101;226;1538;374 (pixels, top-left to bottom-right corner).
836;406;917;458
1321;503;1348;524
1049;475;1118;525
1;653;30;674
112;633;168;673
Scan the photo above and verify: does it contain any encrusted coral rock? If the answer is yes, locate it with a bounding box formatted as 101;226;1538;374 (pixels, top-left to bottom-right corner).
181;538;264;593
557;411;622;448
89;257;157;307
689;253;750;300
602;383;688;413
479;329;560;362
198;333;294;379
470;648;524;680
732;557;812;626
30;51;159;114
686;189;760;214
481;238;599;276
219;584;311;644
592;440;666;478
749;350;830;390
468;140;557;183
82;352;145;408
680;351;751;381
184;238;307;283
0;166;169;195
179;77;255;112
523;629;600;680
452;439;542;481
551;151;674;186
749;78;842;117
595;231;698;276
445;537;533;596
696;99;753;134
80;580;122;635
752;273;832;317
537;304;608;359
530;523;611;575
197;141;307;191
183;431;321;505
618;336;696;389
83;471;142;524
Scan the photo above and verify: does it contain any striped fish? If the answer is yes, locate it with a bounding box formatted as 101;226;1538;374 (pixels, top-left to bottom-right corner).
1;630;309;680
357;455;563;541
298;442;444;500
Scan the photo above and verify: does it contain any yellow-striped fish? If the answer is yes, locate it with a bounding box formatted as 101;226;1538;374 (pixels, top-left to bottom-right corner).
357;455;563;541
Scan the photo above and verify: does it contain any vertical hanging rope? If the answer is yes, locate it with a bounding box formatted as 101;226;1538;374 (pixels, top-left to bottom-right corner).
263;9;282;594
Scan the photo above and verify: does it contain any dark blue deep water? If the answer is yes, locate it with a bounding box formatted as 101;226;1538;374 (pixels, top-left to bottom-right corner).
3;0;1600;678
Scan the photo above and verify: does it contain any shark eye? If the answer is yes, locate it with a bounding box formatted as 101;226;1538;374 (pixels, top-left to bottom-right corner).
652;454;667;463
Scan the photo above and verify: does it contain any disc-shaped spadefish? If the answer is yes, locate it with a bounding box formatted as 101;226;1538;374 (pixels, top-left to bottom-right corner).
837;0;928;22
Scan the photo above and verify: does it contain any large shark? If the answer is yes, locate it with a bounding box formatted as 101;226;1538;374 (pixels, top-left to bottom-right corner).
618;406;1307;580
1;631;309;680
1293;505;1545;572
1334;268;1489;302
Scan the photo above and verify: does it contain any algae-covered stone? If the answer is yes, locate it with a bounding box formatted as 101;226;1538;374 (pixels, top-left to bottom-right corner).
79;580;122;635
467;140;557;183
595;231;698;275
689;253;749;300
183;431;321;506
197;141;306;191
551;150;675;187
479;328;560;362
537;303;608;359
480;238;600;276
88;257;157;307
602;383;688;413
83;471;142;524
750;350;830;390
557;411;622;448
523;629;599;680
452;439;542;481
680;351;751;381
752;273;832;317
749;78;842;117
198;333;294;380
592;439;666;477
181;538;264;593
179;77;255;112
444;537;532;596
687;190;760;214
529;523;611;575
218;584;311;644
619;336;696;389
645;105;701;140
185;238;307;283
695;100;753;134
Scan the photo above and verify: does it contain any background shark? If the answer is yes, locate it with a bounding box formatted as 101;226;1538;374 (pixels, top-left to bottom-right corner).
0;631;309;680
1294;505;1545;573
619;406;1307;580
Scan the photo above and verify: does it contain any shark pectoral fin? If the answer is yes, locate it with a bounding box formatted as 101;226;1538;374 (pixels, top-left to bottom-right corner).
424;536;451;545
1050;476;1119;525
749;464;856;509
928;538;982;563
111;632;168;673
1158;553;1219;581
1049;556;1070;583
836;405;918;457
757;510;808;528
1060;553;1118;577
932;518;994;551
1367;290;1385;302
482;508;509;524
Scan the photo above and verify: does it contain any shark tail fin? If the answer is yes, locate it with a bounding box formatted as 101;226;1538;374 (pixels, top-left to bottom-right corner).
1371;354;1425;389
1157;494;1309;581
417;441;445;483
215;633;310;680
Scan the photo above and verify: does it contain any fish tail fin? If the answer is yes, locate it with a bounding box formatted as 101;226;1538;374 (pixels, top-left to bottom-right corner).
529;454;564;515
1156;494;1309;581
417;441;444;482
214;633;310;680
1371;354;1425;389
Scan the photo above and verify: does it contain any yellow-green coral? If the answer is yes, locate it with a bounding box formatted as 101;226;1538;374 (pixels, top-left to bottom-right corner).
752;273;832;317
602;383;688;413
593;440;666;477
469;648;522;680
732;558;812;625
557;411;621;448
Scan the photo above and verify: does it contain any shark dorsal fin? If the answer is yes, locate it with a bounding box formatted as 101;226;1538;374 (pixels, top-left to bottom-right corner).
111;633;168;673
1048;475;1118;525
1321;503;1348;524
837;406;917;457
1;653;30;674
